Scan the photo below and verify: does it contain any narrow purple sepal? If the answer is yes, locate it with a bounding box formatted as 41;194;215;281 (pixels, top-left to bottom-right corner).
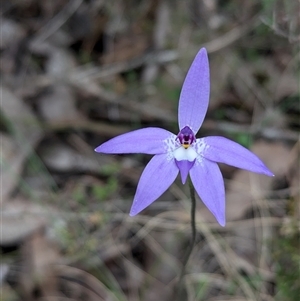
95;127;175;155
190;159;225;226
178;48;210;134
130;154;179;216
198;137;274;176
175;159;195;184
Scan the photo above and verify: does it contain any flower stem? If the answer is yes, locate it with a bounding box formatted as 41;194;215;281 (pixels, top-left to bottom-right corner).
176;177;197;299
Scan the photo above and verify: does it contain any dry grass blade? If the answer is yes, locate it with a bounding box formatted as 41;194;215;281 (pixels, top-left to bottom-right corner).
56;265;127;301
32;0;84;43
194;219;258;301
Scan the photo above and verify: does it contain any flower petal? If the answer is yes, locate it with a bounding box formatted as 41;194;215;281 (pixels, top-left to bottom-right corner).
178;48;210;134
190;158;225;226
95;127;176;155
196;136;274;176
130;154;179;216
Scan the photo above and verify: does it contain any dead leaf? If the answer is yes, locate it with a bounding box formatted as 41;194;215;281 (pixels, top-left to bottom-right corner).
0;199;51;246
39;142;103;173
0;87;43;203
20;229;60;299
0;18;26;49
45;48;77;78
38;85;81;123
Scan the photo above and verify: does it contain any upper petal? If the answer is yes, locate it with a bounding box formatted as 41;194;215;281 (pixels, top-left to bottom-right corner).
95;127;176;155
196;136;274;176
130;154;179;216
178;48;210;134
190;158;225;226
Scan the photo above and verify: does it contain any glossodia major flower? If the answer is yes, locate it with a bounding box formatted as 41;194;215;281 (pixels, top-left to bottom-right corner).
95;48;274;226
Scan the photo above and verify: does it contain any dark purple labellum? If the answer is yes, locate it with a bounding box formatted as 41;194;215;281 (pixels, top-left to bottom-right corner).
176;126;196;149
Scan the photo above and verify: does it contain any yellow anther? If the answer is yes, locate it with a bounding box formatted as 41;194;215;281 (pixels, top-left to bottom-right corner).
183;143;190;149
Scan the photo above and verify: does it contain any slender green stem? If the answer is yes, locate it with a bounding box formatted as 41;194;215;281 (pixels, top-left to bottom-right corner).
176;178;197;299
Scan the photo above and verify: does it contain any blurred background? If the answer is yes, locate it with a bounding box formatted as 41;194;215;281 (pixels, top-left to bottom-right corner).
1;0;299;300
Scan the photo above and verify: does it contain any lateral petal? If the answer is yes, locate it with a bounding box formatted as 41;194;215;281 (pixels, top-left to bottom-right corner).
130;154;179;216
95;127;176;155
178;48;210;134
190;158;225;226
196;136;274;176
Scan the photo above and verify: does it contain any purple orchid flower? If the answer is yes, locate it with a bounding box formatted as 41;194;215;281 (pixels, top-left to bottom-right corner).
95;48;273;226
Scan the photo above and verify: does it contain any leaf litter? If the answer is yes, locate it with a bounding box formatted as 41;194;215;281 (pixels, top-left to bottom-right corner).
1;0;299;300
